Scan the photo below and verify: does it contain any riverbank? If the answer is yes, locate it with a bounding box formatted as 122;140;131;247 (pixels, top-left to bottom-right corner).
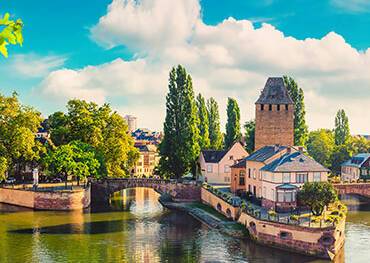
160;200;248;238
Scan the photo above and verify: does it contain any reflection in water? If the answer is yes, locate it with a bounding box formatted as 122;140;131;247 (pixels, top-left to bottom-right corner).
0;189;369;262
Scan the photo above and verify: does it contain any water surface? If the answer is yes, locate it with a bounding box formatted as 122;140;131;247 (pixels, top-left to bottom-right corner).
0;189;368;263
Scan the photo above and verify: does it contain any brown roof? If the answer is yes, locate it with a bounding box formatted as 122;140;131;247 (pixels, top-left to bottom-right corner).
255;77;293;105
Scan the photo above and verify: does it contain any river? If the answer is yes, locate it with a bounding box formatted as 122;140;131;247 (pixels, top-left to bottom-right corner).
0;188;369;263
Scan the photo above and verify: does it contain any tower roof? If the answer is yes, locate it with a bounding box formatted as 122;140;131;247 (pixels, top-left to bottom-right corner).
255;77;293;105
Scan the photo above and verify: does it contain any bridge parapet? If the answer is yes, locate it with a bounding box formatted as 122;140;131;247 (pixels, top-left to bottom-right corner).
334;183;370;198
90;178;201;205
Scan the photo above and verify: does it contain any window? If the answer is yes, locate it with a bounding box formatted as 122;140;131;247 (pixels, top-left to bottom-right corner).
260;104;264;111
277;104;280;111
224;177;230;182
284;192;293;202
253;168;256;179
207;164;213;173
229;155;234;160
277;191;295;202
313;172;321;182
224;165;230;173
248;168;251;178
269;104;272;111
248;184;251;192
271;189;275;201
239;175;245;186
282;173;291;183
296;173;308;183
285;104;289;110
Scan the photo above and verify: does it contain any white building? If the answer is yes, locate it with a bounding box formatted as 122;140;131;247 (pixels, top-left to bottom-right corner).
124;115;137;132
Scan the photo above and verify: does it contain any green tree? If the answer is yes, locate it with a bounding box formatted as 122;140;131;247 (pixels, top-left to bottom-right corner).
330;144;351;175
244;120;255;153
207;97;223;150
348;136;370;154
334;109;350;146
0;93;43;178
298;182;338;216
0;12;23;58
45;141;100;186
0;157;7;182
306;129;334;168
196;93;210;149
47;100;138;177
283;76;308;146
159;65;200;179
225;97;241;148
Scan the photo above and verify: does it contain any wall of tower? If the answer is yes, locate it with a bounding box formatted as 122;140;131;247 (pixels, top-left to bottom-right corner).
255;104;294;150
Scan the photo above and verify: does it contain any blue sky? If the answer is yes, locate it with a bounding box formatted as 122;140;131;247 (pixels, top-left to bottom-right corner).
1;0;370;134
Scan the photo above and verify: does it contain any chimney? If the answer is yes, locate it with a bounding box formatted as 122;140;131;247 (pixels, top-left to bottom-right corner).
286;147;291;154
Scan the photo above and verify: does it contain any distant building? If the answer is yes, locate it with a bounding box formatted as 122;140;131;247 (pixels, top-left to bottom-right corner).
341;153;370;182
198;142;248;185
124;115;137;132
255;77;294;150
133;144;160;177
132;128;162;145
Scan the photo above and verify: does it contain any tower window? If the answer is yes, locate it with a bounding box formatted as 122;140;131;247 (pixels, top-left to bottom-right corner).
285;104;289;111
277;105;280;111
260;104;264;111
269;104;272;111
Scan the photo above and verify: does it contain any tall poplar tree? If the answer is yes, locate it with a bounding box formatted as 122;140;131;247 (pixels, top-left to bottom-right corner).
159;65;200;179
207;97;223;150
225;97;241;148
196;93;210;149
334;109;350;145
283;76;308;146
244;120;255;153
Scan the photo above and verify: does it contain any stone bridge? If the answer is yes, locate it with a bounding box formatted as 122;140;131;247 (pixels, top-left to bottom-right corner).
334;183;370;199
90;178;201;205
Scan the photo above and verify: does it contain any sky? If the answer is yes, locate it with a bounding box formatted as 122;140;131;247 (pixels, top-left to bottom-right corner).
1;0;370;134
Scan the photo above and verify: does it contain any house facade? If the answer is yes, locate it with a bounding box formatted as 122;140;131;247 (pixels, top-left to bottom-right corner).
133;144;160;177
237;145;291;198
260;151;329;211
341;153;370;182
199;142;248;185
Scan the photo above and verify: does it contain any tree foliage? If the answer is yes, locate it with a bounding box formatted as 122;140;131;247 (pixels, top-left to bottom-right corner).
207;97;223;150
0;93;43;177
284;76;308;146
298;182;338;216
159;65;200;179
334;109;350;146
47;100;138;177
0;12;23;58
225;97;241;148
45;141;100;183
0;157;7;181
306;129;334;168
244;120;255;154
196;93;210;150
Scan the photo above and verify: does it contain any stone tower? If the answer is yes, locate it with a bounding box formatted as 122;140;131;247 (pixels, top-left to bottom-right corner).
254;77;294;150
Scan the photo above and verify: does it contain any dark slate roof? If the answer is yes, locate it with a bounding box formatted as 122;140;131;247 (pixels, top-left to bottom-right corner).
202;150;228;163
260;151;330;172
245;145;287;162
276;183;298;190
342;153;370;168
231;158;246;168
255;77;294;105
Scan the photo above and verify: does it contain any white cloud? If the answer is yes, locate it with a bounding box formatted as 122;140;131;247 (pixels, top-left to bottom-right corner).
39;0;370;134
331;0;370;13
11;53;66;78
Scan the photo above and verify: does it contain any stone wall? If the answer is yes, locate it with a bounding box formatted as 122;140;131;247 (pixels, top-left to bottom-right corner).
255;104;294;150
201;187;345;260
0;186;90;210
238;212;345;260
201;188;240;220
334;183;370;198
